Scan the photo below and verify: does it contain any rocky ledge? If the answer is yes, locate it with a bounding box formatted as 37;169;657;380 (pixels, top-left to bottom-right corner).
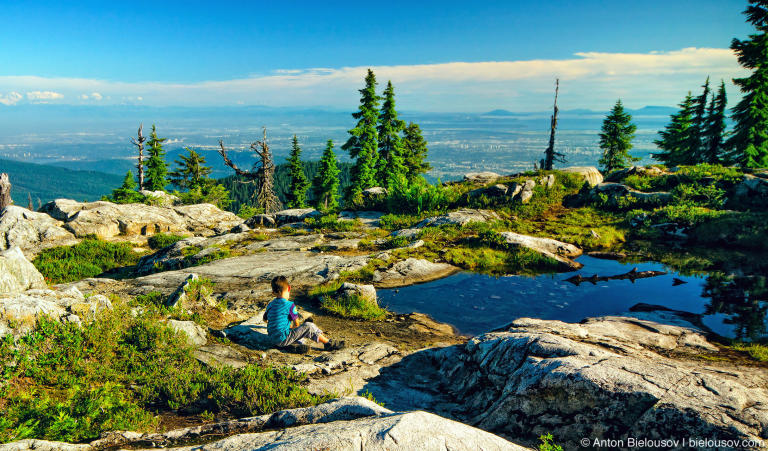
413;315;768;449
1;397;527;451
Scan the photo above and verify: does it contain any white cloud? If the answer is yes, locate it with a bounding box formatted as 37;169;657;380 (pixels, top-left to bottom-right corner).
26;90;64;102
0;91;22;105
90;92;103;100
79;93;89;100
0;48;746;111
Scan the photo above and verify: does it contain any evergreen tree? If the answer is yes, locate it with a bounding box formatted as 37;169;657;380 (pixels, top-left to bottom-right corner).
727;0;768;168
653;93;696;166
313;140;340;211
285;135;310;208
401;122;431;180
376;81;407;188
169;147;212;190
702;81;729;164
598;100;639;172
342;69;380;204
687;77;711;163
144;125;169;191
109;171;143;203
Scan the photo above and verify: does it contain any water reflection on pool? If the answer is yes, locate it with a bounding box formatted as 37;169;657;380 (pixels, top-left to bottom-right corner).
377;256;764;339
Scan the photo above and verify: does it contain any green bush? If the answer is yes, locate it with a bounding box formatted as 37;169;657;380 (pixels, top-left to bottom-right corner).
538;433;564;451
379;213;426;231
237;204;261;219
147;233;187;250
321;293;387;320
384;177;460;215
0;303;329;443
304;214;360;232
32;237;143;284
173;183;231;210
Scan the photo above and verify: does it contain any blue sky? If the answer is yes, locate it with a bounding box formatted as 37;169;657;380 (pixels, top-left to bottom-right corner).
0;0;753;111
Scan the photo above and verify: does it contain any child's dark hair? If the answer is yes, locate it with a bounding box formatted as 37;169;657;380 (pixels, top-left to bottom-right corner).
271;276;290;295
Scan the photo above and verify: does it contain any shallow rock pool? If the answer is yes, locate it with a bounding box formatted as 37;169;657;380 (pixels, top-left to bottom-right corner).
378;255;765;339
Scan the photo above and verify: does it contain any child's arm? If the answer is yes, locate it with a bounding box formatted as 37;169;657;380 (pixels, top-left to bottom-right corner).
288;303;300;329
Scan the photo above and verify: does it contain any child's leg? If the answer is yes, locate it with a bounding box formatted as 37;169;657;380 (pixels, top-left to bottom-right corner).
280;322;327;346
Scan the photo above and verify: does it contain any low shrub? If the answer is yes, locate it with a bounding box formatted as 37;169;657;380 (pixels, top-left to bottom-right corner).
32;237;143;284
320;293;387;320
0;302;329;443
147;233;187;250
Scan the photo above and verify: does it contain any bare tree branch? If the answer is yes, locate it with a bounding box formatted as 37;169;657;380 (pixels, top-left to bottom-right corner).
131;123;147;190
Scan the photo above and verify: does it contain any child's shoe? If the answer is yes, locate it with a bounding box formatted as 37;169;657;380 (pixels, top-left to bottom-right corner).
324;340;346;351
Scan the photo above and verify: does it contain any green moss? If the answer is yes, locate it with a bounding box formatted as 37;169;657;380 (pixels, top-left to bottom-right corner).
731;343;768;362
32;238;143;284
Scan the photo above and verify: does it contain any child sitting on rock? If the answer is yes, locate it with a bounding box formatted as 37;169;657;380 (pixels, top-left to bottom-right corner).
263;275;345;353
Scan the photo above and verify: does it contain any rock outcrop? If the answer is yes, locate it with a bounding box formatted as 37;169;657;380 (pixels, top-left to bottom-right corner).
0;206;77;256
429;316;768;448
731;173;768;208
496;232;583;270
9;397;526;450
561;166;603;187
372;258;459;288
0;246;47;294
604;165;665;182
590;182;673;207
464;172;502;184
39;199;242;238
416;209;500;229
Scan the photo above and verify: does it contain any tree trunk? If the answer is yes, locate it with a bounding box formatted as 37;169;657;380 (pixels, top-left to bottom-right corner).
0;173;12;210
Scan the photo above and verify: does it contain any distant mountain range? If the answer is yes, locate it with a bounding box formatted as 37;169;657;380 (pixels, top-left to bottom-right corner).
0;159;122;207
483;106;677;117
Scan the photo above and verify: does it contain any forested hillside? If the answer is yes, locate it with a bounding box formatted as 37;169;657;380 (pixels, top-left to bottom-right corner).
0;159;122;206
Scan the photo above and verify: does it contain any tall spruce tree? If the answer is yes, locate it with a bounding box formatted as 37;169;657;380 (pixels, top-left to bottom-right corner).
402;122;431;180
342;69;380;204
598;100;639;172
727;0;768;168
702;81;729;164
286;135;311;208
169;147;212;190
687;77;711;163
144;125;169;191
314;140;340;211
376;81;407;189
653;93;696;166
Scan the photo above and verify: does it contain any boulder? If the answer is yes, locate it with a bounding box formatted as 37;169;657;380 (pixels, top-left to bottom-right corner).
561;166;603;187
507;182;523;199
0;286;113;338
0;206;77;256
590;182;673;207
245;213;276;228
339;210;384;228
339;282;377;304
274;208;321;225
139;190;179;206
167;319;207;347
538;174;555;188
39;199;241;239
469;184;508;198
431;316;768;449
373;258;458;288
166;273;216;309
463;172;502;184
604;165;666;182
163;410;524;451
518;180;535;204
415;209;500;228
731;174;768;208
497;231;583;271
0;246;47;295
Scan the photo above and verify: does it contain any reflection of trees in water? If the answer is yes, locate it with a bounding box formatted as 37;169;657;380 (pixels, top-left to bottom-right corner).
702;273;768;341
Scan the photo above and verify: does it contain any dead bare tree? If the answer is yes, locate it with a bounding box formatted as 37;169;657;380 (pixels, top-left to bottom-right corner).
27;193;33;210
0;173;11;210
131;123;147;190
542;79;566;170
218;127;282;214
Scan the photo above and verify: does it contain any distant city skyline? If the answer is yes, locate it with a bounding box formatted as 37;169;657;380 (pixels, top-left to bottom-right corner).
0;0;752;112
